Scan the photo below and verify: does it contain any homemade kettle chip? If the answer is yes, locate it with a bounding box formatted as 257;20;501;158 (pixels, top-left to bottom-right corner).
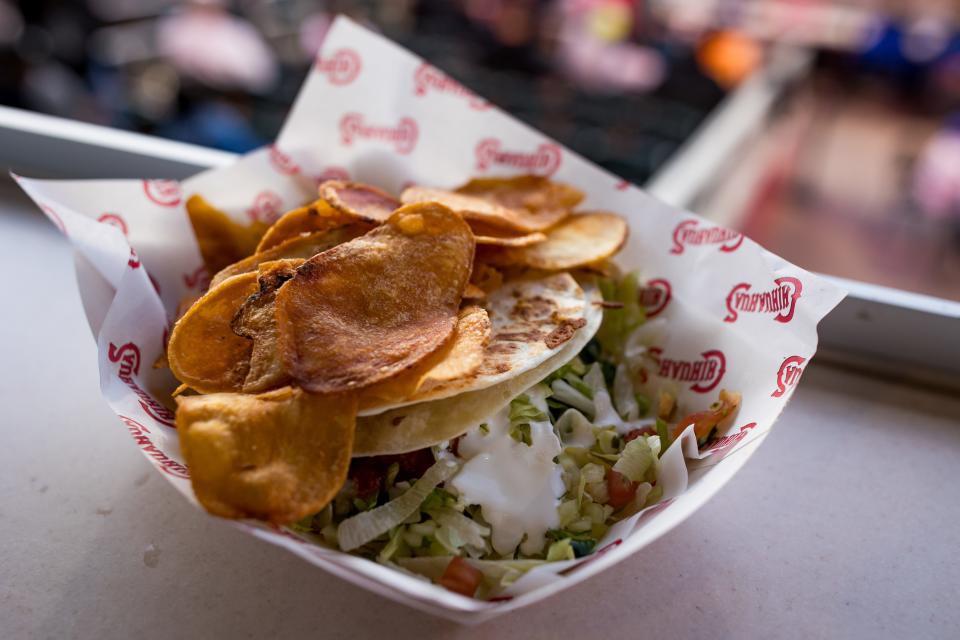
276;202;475;394
352;290;601;455
255;200;356;252
176;386;357;524
186;194;268;274
468;221;547;248
231;260;303;393
320;180;401;224
401;185;567;234
209;223;372;288
480;212;628;271
358;273;598;416
167;272;259;394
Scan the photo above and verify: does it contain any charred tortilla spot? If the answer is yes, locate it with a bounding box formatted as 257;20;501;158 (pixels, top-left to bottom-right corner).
544;317;587;349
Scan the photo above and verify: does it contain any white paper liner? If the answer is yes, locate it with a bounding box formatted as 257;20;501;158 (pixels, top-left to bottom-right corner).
15;16;845;623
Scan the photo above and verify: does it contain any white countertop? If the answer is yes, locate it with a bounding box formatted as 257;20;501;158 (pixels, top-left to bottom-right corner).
3;184;959;639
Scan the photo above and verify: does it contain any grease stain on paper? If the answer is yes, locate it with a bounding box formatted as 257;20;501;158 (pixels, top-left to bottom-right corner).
143;543;161;568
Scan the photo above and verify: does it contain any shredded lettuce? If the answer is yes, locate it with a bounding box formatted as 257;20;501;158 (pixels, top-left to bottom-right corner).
509;394;548;446
584;363;621;428
612;437;656;483
338;459;460;551
555;409;595;447
596;271;646;356
613;363;639;420
427;507;490;551
549;379;594;416
546;538;576;561
656;417;672;455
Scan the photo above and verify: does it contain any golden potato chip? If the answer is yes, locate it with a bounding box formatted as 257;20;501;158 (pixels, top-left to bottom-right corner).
401;177;579;233
276;202;475;394
414;305;491;396
186;194;267;274
356;305;491;410
354;287;602;455
320;180;400;224
167;272;259;393
209;223;371;288
462;283;486;301
399;187;555;235
231;260;302;393
457;175;583;211
176;387;357;524
358;272;596;417
469;220;547;247
480;212;628;270
255;200;356;252
470;261;503;294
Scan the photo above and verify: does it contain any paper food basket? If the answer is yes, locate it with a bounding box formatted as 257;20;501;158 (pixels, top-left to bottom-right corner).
15;16;845;624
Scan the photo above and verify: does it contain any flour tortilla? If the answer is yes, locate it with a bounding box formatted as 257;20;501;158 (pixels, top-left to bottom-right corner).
358;272;597;417
353;282;601;455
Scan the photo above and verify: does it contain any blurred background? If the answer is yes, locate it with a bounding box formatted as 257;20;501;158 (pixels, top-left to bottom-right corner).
1;0;958;301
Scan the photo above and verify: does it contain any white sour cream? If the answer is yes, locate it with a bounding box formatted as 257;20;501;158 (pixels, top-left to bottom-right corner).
451;385;564;557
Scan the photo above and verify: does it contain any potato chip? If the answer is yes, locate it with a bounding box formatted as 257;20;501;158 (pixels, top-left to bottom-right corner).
356;305;491;410
479;212;628;270
186;194;267;274
167;272;259;393
231;260;302;393
469;220;547;247
415;305;491;395
176;387;357;523
358;273;597;416
457;175;583;210
353;289;601;455
209;223;371;288
256;200;356;252
470;261;503;294
427;175;582;233
462;283;486;301
400;186;559;235
276;202;475;394
320;180;400;224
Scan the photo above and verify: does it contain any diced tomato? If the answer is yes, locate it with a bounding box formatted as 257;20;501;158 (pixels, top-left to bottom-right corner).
606;469;638;509
438;556;483;597
670;390;741;441
623;426;655;443
348;459;383;500
376;448;436;481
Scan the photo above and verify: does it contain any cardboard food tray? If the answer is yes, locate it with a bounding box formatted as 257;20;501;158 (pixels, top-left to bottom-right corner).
15;17;845;623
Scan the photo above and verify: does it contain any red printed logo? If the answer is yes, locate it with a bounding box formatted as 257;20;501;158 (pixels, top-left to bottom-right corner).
648;347;726;393
315;48;362;85
268;145;301;175
314;166;351;185
245;190;284;224
772;356;806;398
339;113;418;155
97;213;128;236
40;204;67;236
474;138;562;176
725;277;802;323
702;422;758;456
118;416;189;479
127;247;141;269
108;342;176;428
143;180;182;207
640;278;671;318
614;179;632;191
413;63;489;110
182;265;209;291
670;219;743;255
